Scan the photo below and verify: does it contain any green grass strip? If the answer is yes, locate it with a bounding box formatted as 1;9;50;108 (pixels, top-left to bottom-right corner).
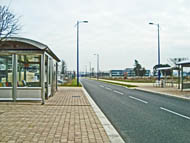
59;79;82;87
99;80;138;88
101;78;155;83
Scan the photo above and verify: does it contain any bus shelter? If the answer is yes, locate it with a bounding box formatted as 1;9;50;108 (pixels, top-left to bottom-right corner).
177;60;190;91
0;37;60;104
156;66;180;88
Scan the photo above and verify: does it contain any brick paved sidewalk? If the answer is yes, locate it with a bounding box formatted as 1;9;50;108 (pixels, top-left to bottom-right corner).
0;87;110;143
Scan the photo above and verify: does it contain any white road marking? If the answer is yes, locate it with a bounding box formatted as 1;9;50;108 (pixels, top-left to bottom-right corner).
113;90;124;95
99;85;104;88
160;107;190;120
105;87;112;90
129;96;148;104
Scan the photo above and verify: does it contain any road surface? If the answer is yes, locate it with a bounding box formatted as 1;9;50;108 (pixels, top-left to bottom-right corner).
81;78;190;143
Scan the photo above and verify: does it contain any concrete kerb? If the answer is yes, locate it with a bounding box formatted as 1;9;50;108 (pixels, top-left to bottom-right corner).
81;85;125;143
135;87;190;100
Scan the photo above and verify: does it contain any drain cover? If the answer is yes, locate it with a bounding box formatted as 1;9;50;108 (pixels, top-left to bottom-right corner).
72;96;80;98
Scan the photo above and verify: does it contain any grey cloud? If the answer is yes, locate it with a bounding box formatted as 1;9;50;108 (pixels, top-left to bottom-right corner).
1;0;190;71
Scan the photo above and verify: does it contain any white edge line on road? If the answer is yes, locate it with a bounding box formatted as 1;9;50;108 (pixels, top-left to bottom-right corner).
105;87;112;90
81;86;125;143
129;96;148;104
99;85;104;88
160;107;190;120
113;90;124;95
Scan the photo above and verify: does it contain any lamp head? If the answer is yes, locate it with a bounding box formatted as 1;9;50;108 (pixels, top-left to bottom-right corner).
149;22;154;25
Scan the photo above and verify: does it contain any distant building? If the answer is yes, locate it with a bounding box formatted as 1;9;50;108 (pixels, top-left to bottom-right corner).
124;68;151;77
100;72;110;77
124;68;135;77
145;70;151;77
110;70;124;77
109;68;151;78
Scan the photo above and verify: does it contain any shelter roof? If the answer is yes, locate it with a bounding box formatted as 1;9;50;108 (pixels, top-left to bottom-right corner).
176;60;190;65
157;66;179;71
157;67;172;70
0;37;60;62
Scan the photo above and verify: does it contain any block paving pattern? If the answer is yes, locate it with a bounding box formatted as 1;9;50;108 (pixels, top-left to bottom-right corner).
0;87;110;143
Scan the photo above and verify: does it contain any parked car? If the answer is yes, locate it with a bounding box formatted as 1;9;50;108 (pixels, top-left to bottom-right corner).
57;79;64;85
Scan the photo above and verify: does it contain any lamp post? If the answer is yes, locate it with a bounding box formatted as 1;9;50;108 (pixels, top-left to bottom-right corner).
85;65;87;77
94;54;99;80
149;22;161;81
89;62;91;78
76;20;88;86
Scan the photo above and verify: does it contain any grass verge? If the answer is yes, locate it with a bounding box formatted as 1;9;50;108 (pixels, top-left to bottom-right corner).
99;80;138;88
101;78;155;83
59;79;82;87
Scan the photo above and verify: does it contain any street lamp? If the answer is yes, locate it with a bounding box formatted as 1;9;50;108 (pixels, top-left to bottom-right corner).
89;62;91;78
76;20;88;86
94;54;99;80
85;65;87;77
149;22;161;81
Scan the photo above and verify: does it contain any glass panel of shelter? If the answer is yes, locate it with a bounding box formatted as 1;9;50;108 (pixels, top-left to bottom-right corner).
0;55;13;87
17;54;41;87
0;53;58;101
44;55;53;98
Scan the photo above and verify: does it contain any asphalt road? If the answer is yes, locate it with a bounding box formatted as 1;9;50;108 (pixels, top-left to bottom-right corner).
81;78;190;143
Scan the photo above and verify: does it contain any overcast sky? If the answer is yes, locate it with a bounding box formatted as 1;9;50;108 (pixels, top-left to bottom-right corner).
1;0;190;72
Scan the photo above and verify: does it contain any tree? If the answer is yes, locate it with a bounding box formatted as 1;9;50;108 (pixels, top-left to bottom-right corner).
0;5;21;41
140;67;146;76
133;60;141;76
61;60;66;75
133;60;146;76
